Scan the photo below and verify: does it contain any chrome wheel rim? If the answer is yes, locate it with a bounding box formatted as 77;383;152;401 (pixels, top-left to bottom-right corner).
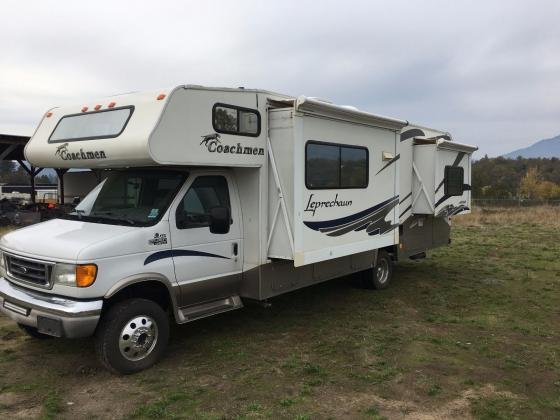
118;315;158;361
376;258;389;284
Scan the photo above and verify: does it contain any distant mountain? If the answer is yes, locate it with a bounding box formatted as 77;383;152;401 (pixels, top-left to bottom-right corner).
503;134;560;159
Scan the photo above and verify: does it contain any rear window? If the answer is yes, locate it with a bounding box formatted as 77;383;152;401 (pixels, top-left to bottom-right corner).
49;106;134;142
444;166;465;196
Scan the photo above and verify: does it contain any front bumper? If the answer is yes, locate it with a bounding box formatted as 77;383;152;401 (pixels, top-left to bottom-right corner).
0;277;102;338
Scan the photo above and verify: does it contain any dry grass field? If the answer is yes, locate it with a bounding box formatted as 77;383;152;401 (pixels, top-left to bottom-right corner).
0;207;559;419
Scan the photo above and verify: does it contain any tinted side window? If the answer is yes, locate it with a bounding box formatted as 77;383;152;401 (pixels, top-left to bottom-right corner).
213;103;260;136
306;143;340;189
306;142;369;189
444;166;464;196
341;147;368;188
176;176;230;229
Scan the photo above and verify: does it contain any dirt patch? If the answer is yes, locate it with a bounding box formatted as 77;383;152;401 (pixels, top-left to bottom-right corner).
319;384;521;419
0;392;41;419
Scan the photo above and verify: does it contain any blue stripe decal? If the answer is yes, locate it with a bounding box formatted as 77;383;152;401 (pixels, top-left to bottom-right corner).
304;196;399;237
304;196;398;230
144;250;230;265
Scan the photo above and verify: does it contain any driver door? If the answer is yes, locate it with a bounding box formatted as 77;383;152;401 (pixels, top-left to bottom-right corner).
169;172;243;308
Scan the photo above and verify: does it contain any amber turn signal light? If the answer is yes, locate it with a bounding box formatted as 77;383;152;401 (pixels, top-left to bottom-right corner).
156;93;166;100
76;264;97;287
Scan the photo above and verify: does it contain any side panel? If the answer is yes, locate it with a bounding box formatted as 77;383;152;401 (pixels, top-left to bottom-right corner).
149;88;267;167
398;215;450;258
398;127;421;223
241;250;376;300
294;115;399;267
267;109;295;260
434;148;473;216
412;145;436;214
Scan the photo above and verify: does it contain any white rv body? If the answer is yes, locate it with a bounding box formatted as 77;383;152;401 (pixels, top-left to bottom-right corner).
0;85;476;372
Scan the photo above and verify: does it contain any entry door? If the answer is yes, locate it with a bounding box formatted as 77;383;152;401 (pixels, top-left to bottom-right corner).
169;173;242;307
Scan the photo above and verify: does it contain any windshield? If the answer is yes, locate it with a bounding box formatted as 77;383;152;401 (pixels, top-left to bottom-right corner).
66;169;186;226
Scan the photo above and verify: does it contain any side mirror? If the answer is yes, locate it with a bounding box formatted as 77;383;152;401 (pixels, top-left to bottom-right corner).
209;206;230;234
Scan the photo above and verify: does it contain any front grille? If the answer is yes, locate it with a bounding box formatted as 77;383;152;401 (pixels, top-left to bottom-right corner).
5;254;52;287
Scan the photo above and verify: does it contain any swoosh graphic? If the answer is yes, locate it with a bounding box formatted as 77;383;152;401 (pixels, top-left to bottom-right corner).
304;196;399;237
144;249;230;265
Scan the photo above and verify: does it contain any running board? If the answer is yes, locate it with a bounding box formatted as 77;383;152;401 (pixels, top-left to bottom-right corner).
177;295;243;323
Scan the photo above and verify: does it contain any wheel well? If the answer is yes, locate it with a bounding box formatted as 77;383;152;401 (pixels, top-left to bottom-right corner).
381;245;398;261
104;281;172;312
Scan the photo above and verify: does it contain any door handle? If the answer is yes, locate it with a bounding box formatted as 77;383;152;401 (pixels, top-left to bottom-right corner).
232;242;238;256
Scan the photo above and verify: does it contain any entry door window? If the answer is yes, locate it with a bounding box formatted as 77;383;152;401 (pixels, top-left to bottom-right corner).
176;176;230;229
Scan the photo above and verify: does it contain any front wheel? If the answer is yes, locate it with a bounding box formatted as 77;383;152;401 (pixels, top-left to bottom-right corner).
362;250;393;289
94;298;169;374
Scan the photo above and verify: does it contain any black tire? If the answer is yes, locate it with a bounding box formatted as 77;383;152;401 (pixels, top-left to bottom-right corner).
18;323;54;339
362;250;393;290
94;298;169;374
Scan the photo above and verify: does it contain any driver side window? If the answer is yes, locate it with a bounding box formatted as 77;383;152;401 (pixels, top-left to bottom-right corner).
176;176;230;229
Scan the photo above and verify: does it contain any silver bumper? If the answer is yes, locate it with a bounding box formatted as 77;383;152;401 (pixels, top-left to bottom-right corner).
0;277;103;338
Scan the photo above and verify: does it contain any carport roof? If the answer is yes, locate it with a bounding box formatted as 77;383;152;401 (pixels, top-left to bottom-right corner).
0;134;30;161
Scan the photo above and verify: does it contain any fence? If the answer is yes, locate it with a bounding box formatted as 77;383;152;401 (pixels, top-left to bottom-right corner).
472;198;560;207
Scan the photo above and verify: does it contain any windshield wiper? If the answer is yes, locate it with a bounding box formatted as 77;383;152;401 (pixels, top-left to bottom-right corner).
89;211;138;226
75;209;85;220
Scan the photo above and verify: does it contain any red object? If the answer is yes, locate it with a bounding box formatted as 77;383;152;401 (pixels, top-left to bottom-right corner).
108;102;116;108
156;93;166;100
46;112;53;118
81;106;88;112
94;104;102;111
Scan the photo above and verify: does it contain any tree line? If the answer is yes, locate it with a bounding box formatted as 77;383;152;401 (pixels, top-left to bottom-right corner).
472;156;560;199
0;162;53;185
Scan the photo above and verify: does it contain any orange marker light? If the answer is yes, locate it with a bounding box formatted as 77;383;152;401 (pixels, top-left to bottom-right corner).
76;264;97;287
156;93;166;100
81;106;88;112
94;104;102;111
108;102;116;108
46;112;53;118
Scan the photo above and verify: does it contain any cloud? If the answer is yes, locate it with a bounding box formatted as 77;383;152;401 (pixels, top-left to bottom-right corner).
1;0;558;156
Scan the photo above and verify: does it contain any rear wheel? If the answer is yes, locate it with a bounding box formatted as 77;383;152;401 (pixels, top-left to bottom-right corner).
363;250;393;289
94;298;169;374
18;323;53;339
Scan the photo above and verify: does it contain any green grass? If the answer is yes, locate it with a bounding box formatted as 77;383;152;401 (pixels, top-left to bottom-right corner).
41;391;63;420
0;217;559;418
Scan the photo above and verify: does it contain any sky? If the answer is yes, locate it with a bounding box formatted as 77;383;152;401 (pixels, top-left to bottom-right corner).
1;0;559;157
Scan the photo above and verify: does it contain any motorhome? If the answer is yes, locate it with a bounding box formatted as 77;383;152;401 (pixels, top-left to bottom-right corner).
0;85;477;373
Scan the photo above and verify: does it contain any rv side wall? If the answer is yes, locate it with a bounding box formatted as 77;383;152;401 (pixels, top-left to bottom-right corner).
293;114;399;266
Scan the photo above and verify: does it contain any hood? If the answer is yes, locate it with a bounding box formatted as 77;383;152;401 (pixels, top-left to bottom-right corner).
0;219;137;262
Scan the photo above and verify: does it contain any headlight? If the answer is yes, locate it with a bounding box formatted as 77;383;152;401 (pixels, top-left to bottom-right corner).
52;263;76;286
52;263;97;288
